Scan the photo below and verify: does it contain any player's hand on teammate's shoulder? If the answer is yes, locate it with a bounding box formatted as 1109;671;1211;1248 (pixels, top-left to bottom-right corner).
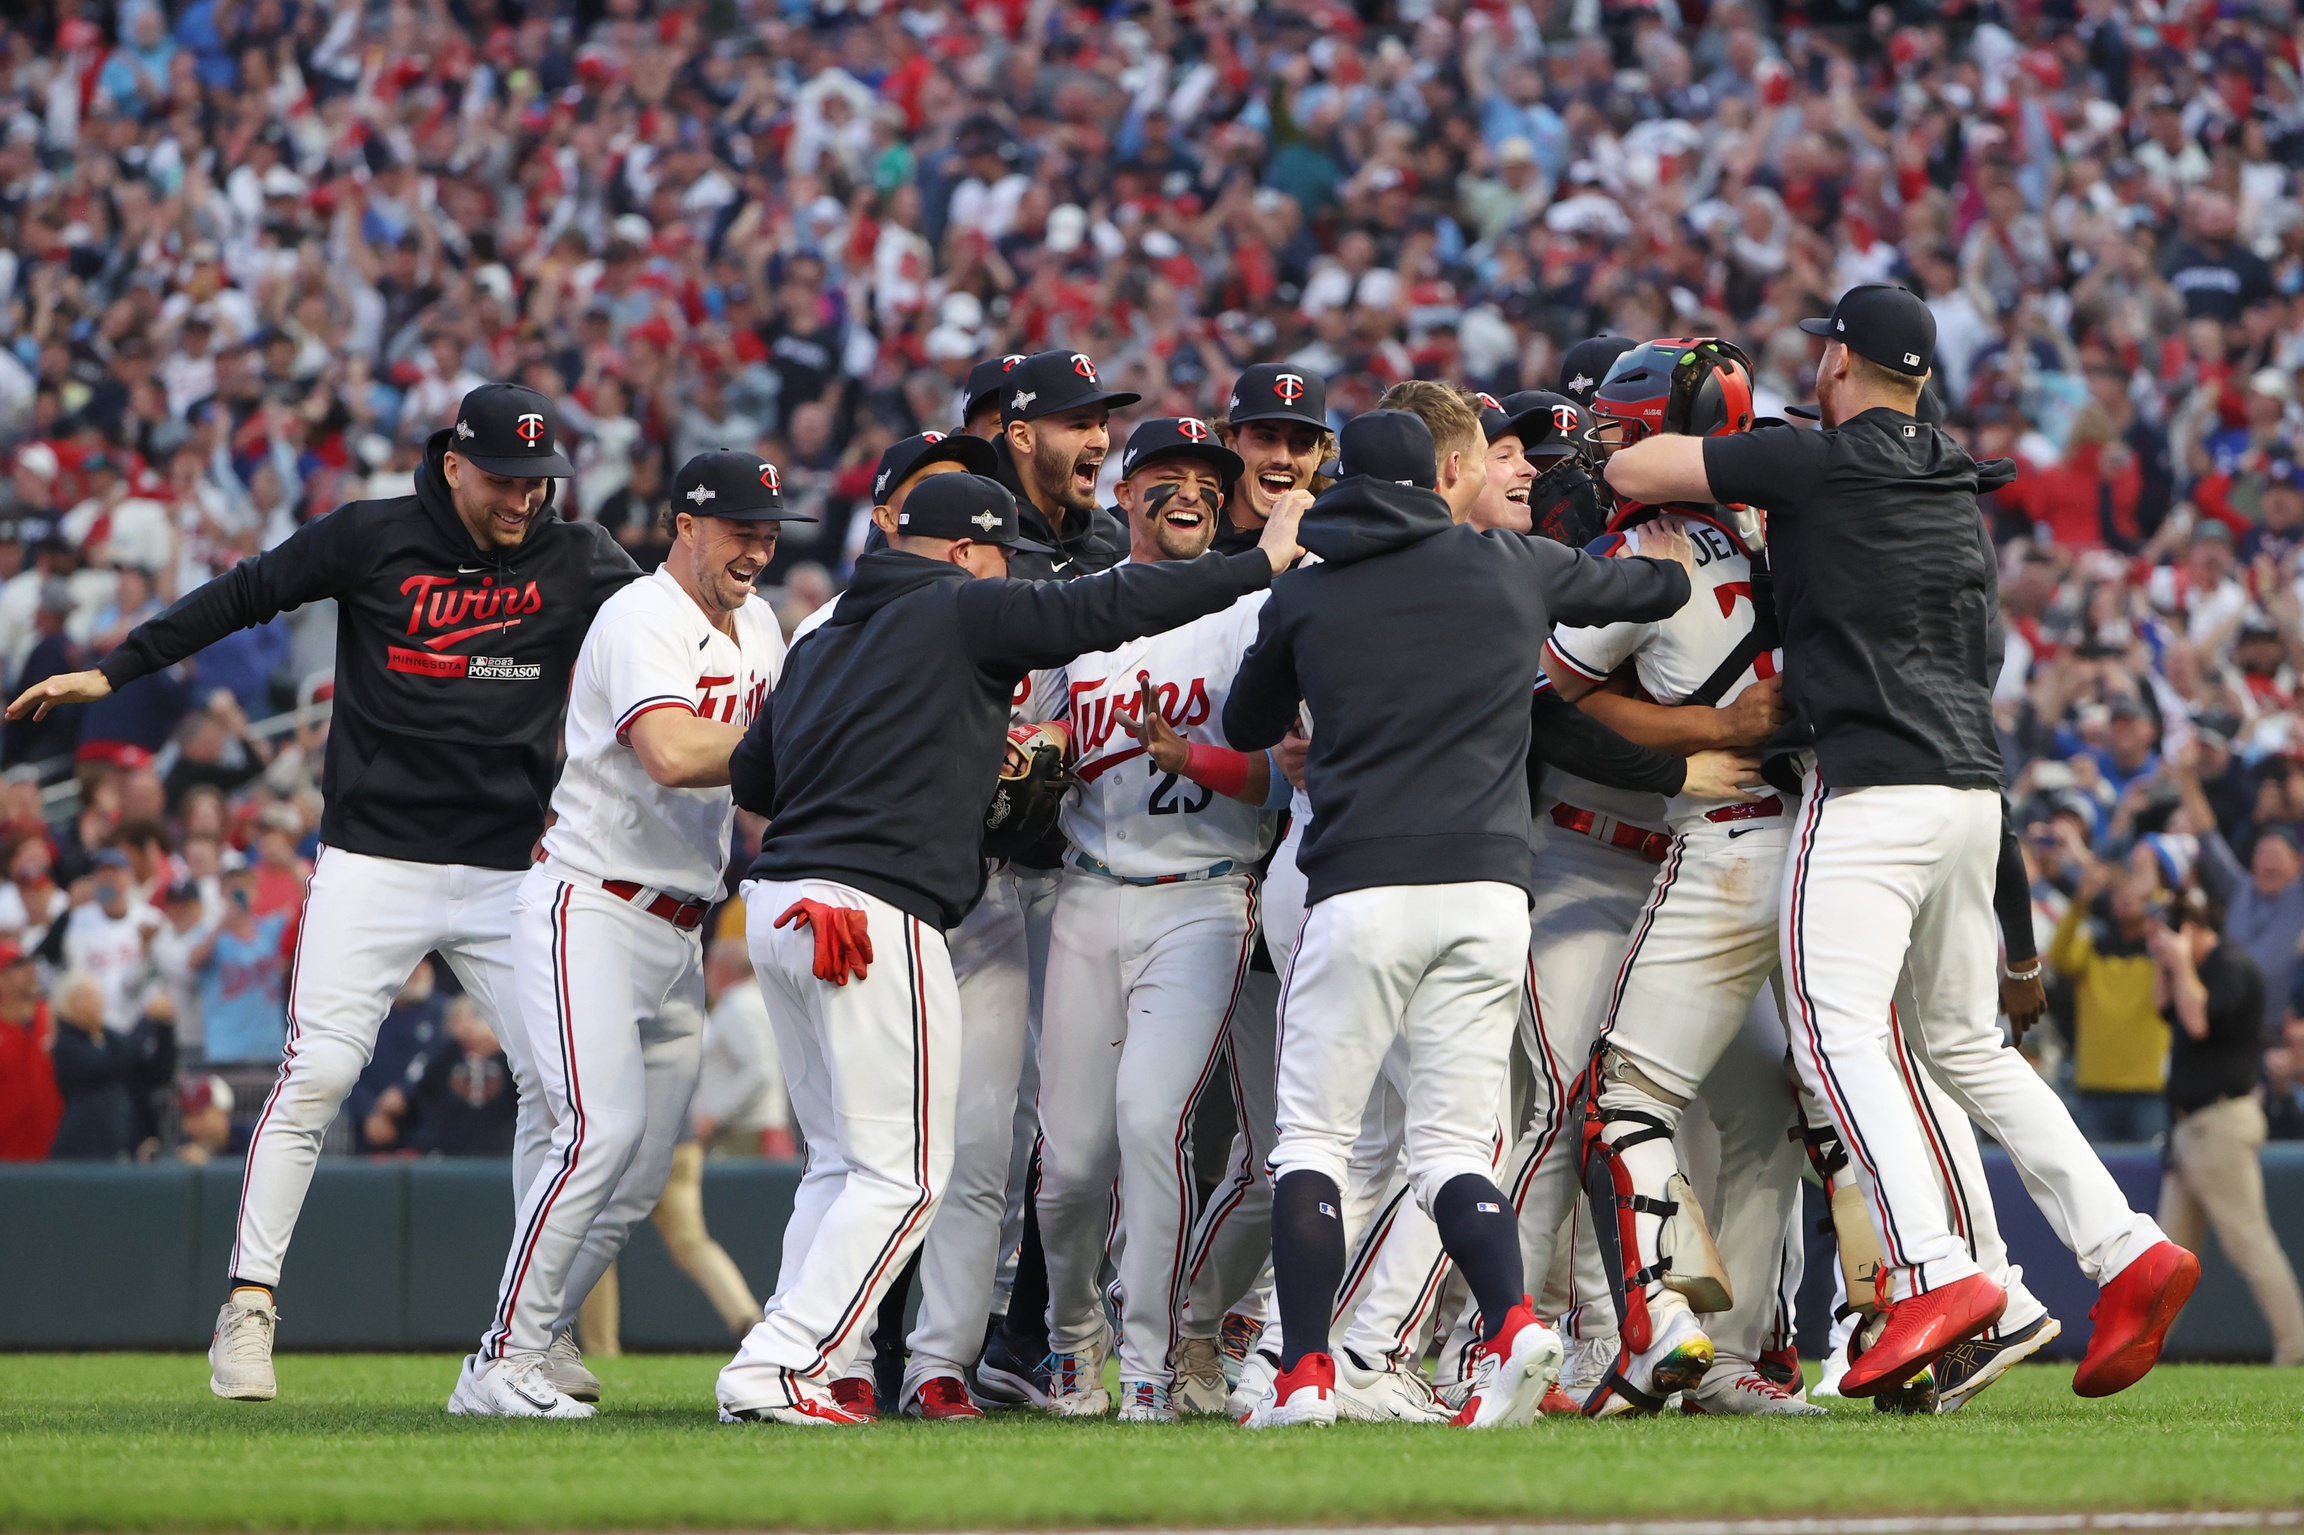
5;668;113;722
1679;749;1762;804
1717;675;1787;747
1257;487;1312;574
1115;674;1190;773
1627;521;1696;579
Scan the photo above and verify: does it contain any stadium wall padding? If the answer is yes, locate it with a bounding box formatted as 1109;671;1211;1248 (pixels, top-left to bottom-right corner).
0;1150;2297;1356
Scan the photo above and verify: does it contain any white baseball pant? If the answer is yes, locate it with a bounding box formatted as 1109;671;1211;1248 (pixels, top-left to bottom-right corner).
478;865;707;1359
1038;870;1257;1382
229;847;551;1290
718;880;959;1412
1782;778;2165;1301
1270;881;1529;1213
898;865;1054;1398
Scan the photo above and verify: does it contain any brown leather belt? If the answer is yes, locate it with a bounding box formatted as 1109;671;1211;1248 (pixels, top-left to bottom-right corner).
1549;802;1671;864
602;879;710;930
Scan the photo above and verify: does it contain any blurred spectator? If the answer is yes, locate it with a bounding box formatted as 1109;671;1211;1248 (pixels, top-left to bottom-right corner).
693;935;792;1159
2049;853;2173;1143
2149;889;2304;1365
172;1072;246;1165
60;850;158;1033
350;957;447;1154
160;694;269;810
0;946;59;1160
2172;748;2304;1031
188;865;288;1068
47;972;174;1161
361;997;517;1158
146;878;213;1056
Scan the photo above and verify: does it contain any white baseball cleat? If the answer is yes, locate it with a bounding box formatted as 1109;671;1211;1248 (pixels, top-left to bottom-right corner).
1335;1350;1452;1423
1044;1351;1111;1417
1584;1307;1714;1417
447;1352;596;1418
1115;1379;1175;1422
719;1379;870;1427
208;1292;279;1402
1240;1351;1337;1429
1685;1364;1829;1416
543;1331;601;1403
1227;1346;1278;1420
1169;1337;1229;1416
1451;1302;1562;1429
1558;1330;1616;1408
1812;1342;1850;1398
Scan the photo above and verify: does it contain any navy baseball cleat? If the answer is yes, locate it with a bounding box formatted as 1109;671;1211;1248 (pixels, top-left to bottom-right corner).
1934;1313;2063;1413
971;1329;1050;1409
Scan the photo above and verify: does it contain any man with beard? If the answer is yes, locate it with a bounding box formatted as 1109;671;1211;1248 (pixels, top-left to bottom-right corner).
987;350;1138;581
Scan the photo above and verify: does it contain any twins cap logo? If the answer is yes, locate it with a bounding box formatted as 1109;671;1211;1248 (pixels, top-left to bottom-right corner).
1476;392;1501;410
921;430;945;443
1070;353;1097;381
515;412;546;446
453;419;475;440
1012;390;1037;412
686;483;716;505
1176;417;1210;442
971;509;1000;531
1551;404;1579;433
1000;354;1026;371
1273;372;1306;404
757;462;780;492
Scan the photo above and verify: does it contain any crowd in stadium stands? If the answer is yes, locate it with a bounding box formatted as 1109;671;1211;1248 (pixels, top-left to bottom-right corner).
0;0;2301;1163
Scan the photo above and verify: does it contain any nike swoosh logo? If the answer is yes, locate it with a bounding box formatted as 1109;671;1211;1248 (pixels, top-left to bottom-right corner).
457;565;487;575
1727;826;1766;838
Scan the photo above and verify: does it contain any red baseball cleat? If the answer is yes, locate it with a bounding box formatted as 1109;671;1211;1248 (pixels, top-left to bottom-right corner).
1538;1383;1583;1416
2074;1240;2200;1398
1241;1352;1337;1428
905;1375;984;1419
828;1376;879;1422
1840;1273;2005;1398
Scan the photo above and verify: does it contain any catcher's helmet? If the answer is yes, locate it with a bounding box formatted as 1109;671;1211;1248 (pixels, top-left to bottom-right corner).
1586;337;1756;531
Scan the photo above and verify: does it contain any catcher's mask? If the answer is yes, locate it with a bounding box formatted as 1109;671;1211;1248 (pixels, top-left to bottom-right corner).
1585;338;1756;533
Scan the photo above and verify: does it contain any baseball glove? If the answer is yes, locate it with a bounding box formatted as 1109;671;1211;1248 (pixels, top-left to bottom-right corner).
983;720;1076;860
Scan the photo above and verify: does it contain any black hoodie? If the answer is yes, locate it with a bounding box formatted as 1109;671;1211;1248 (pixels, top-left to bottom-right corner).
98;431;638;869
730;545;1276;930
989;435;1129;580
1223;476;1689;905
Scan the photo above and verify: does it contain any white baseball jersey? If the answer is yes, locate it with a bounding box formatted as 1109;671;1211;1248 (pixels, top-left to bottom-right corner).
1051;586;1277;877
1545;513;1780;825
542;566;787;901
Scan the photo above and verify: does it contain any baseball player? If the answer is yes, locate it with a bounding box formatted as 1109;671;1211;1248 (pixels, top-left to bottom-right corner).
713;471;1301;1426
1606;284;2196;1398
1030;418;1294;1422
449;452;803;1416
7;384;638;1404
1222;409;1693;1430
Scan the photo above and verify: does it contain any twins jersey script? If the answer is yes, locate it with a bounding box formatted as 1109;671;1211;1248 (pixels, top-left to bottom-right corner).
1054;588;1277;877
1545;513;1781;823
542;567;788;900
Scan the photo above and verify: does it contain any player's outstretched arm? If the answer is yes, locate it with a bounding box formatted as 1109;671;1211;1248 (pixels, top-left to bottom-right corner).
628;707;747;789
1603;434;1714;507
5;669;112;722
728;700;777;816
1219;598;1300;753
1528;534;1691;629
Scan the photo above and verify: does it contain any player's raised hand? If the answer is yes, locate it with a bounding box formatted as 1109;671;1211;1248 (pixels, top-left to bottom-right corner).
6;668;112;722
1257;486;1312;574
1680;749;1762;803
1115;673;1189;773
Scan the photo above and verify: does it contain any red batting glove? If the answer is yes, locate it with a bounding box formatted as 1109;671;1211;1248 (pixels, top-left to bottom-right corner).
776;900;876;985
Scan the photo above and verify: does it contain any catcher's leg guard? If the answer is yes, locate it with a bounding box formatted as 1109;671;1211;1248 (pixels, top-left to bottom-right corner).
1577;1051;1733;1358
1791;1110;1888;1319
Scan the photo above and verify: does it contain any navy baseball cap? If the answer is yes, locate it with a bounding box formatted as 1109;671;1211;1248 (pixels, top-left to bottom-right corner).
1501;390;1584;460
1799;284;1935;376
446;382;576;477
895;473;1022;545
1558;337;1637;405
873;431;998;505
1226;362;1329;431
964;354;1030;421
1336;410;1436;489
670;451;819;522
1475;390;1565;452
998;350;1141;424
1119;416;1244;486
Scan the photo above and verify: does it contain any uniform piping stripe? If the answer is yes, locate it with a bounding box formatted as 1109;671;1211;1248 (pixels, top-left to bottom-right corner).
1602;833;1686;1040
1261;909;1312;1183
1785;786;1911;1273
614;695;698;743
1508;955;1568;1209
1335;1187;1409;1311
229;845;326;1282
1889;1004;1974;1252
486;881;586;1356
1162;881;1257;1366
1184;878;1272;1289
1544;637;1612;684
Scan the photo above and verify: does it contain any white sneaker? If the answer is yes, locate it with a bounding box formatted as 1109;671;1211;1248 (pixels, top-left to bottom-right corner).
1813;1345;1849;1398
1116;1379;1175;1422
1240;1352;1337;1429
544;1331;601;1403
1227;1346;1278;1420
1335;1351;1452;1423
1044;1351;1110;1417
1687;1363;1829;1416
1586;1307;1713;1417
208;1293;278;1402
1452;1304;1562;1429
448;1352;596;1419
1170;1337;1229;1416
719;1375;870;1427
1558;1331;1616;1407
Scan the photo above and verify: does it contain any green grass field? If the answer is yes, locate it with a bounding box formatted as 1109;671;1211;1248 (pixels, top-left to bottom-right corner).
1;1355;2300;1532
